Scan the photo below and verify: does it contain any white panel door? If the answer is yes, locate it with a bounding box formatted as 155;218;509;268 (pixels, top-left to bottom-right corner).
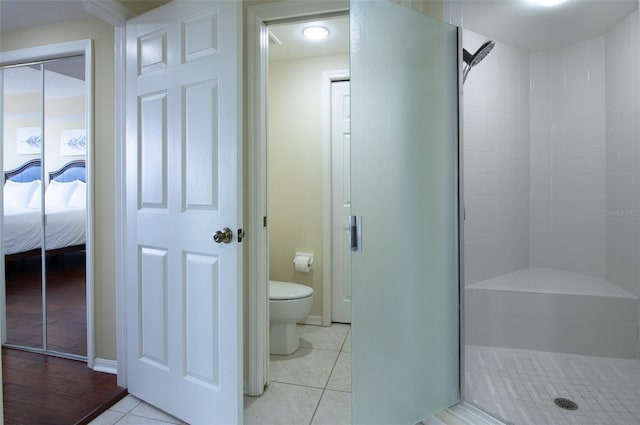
331;80;351;323
125;1;242;424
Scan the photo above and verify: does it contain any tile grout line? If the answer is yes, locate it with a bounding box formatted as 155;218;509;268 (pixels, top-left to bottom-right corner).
323;343;343;389
109;397;143;425
308;388;327;425
308;324;350;424
270;379;327;390
295;346;342;353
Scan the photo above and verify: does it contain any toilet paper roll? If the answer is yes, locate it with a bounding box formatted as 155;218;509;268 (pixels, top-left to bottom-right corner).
294;255;312;273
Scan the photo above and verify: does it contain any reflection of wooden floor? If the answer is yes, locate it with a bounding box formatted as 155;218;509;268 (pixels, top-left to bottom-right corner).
5;252;86;356
2;348;126;425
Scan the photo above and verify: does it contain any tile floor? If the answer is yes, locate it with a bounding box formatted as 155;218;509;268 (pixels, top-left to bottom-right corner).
90;324;351;425
89;394;186;425
465;345;640;425
244;323;352;425
91;324;484;425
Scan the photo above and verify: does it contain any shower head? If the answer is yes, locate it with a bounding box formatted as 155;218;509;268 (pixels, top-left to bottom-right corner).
463;39;495;83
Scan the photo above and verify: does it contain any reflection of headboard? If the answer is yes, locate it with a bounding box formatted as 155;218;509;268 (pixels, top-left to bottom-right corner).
48;160;86;183
4;159;42;183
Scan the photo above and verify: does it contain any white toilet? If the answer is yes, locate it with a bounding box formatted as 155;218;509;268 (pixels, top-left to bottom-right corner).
269;280;314;355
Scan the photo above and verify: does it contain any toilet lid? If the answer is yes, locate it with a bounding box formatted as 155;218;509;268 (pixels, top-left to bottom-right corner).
269;281;313;300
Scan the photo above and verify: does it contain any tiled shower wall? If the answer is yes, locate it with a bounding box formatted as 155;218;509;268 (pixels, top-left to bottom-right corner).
604;10;640;348
463;30;531;285
465;13;639;290
529;39;607;278
464;11;640;353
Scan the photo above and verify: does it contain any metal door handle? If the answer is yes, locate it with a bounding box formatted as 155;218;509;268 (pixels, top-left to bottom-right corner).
350;215;362;252
213;227;233;244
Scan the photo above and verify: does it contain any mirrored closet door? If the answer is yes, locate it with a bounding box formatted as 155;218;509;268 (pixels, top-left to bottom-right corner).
2;55;87;359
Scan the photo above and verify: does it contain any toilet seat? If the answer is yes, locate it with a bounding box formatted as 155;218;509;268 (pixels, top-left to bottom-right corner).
269;281;313;300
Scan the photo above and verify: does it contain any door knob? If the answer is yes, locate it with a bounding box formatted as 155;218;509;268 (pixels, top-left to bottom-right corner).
213;227;233;244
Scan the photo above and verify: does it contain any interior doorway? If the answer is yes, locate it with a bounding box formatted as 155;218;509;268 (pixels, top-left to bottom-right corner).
244;11;353;424
265;15;350;327
248;2;462;424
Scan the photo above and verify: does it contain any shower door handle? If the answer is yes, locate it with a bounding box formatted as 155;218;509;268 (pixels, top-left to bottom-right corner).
350;215;362;252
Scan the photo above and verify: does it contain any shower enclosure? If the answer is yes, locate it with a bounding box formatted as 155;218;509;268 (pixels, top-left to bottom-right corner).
461;3;640;425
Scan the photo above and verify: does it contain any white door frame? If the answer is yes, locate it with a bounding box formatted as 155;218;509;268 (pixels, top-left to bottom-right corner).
323;70;349;325
246;0;349;396
0;39;96;366
114;24;127;386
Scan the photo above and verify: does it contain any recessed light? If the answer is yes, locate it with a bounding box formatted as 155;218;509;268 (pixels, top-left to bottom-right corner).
525;0;567;6
302;26;329;41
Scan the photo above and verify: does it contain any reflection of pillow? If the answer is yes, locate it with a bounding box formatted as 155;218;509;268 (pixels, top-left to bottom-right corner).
44;180;80;210
68;181;86;209
28;185;42;209
4;180;40;211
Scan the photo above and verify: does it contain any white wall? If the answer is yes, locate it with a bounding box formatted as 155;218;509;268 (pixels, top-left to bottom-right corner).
604;11;640;342
465;12;638;287
463;30;531;285
529;38;607;278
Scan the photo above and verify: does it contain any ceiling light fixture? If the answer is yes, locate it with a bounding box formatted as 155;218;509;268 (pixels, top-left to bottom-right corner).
302;26;329;41
525;0;567;6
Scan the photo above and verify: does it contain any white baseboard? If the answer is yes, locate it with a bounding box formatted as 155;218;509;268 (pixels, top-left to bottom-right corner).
299;315;323;326
94;358;118;375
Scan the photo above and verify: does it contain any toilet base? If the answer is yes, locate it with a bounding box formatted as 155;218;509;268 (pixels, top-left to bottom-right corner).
270;322;300;355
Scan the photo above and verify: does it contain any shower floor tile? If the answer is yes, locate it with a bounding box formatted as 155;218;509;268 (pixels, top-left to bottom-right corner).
465;345;640;425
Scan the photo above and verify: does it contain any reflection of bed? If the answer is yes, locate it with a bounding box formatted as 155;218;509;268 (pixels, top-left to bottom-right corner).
4;160;86;260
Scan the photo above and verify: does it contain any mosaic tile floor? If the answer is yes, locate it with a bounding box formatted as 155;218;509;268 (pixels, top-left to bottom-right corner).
465;345;640;425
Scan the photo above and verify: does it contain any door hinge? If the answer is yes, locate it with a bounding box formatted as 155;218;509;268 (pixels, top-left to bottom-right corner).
263;216;267;227
237;228;245;243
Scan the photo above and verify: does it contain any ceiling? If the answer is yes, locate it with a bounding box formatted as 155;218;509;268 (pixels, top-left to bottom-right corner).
1;0;638;54
459;0;639;51
0;0;88;33
0;0;169;33
4;63;85;99
266;0;638;62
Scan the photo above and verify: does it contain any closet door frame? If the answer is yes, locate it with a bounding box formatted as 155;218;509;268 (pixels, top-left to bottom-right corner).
0;39;95;366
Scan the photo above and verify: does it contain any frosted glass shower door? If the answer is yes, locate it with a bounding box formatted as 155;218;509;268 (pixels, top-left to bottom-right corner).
350;1;460;423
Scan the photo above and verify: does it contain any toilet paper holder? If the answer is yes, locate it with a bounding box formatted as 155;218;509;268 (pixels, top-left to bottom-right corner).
293;252;314;273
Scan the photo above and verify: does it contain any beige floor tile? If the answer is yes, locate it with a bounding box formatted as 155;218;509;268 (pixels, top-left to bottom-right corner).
298;324;350;351
310;390;351;425
88;410;125;425
326;351;351;392
270;348;339;388
109;394;142;414
129;402;185;424
341;329;351;353
116;415;177;425
244;381;323;425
